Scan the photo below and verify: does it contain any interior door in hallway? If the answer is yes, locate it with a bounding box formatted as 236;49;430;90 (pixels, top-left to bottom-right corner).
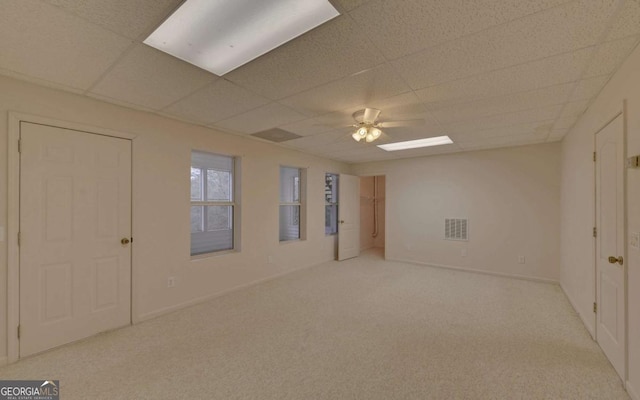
595;113;626;380
19;122;132;357
338;174;360;261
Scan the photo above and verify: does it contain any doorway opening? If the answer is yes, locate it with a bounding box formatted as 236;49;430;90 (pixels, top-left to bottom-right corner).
360;175;386;259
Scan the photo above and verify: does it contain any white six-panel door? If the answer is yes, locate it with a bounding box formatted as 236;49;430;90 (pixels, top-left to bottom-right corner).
338;174;360;261
595;114;626;380
19;122;132;357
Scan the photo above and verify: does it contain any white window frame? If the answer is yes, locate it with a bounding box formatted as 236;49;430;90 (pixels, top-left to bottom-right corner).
325;173;339;235
190;150;239;256
279;166;306;242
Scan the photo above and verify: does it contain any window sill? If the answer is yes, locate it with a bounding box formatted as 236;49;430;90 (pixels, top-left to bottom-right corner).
279;239;305;245
190;248;238;262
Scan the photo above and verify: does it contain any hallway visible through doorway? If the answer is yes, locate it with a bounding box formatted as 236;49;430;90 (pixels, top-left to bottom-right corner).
360;176;385;257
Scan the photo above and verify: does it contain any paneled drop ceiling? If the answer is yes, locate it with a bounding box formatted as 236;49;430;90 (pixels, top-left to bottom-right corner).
1;0;639;163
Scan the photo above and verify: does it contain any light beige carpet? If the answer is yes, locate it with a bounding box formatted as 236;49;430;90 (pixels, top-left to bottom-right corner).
0;250;629;399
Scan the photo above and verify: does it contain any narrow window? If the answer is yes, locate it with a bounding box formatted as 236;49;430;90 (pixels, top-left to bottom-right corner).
280;166;304;241
190;150;236;255
325;173;339;235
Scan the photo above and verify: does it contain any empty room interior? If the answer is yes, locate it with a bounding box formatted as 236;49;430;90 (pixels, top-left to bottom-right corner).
1;0;640;398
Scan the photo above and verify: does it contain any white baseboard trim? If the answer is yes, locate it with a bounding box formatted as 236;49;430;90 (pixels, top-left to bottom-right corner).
560;283;596;339
0;356;7;367
388;257;559;285
137;259;329;322
627;381;640;400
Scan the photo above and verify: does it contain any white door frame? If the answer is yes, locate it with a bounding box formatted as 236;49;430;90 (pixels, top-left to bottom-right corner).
6;112;136;363
357;172;387;259
592;102;628;385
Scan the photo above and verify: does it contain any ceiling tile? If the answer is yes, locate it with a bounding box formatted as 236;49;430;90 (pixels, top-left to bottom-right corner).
44;0;182;40
457;134;547;150
90;44;216;110
443;104;564;134
552;116;579;130
331;0;373;12
449;120;555;142
548;128;569;140
570;75;611;101
280;64;411;116
557;100;591;119
415;48;593;109
279;118;342;137
225;15;384;100
606;0;640;41
212;103;307;134
584;35;640;77
349;0;573;61
430;83;575;124
366;92;431;120
0;0;133;90
163;80;270;124
393;0;616;89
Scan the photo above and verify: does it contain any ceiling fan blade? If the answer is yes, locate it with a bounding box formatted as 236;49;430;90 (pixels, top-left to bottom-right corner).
378;119;425;128
363;108;381;123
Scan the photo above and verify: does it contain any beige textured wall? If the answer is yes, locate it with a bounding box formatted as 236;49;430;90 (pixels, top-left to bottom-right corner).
560;42;640;397
0;75;350;361
353;143;561;282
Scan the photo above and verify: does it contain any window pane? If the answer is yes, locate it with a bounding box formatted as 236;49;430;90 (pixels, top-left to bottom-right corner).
280;167;300;203
279;205;300;241
325;173;338;204
191;206;234;255
325;205;338;235
190;206;204;233
191;150;237;255
206;205;232;231
191;168;202;201
207;170;232;201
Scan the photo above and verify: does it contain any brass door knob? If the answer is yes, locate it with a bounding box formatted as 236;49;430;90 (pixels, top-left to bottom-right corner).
121;238;130;245
608;256;623;265
340;220;345;224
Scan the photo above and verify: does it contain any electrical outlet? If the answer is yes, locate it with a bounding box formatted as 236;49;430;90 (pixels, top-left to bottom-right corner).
167;277;175;288
518;256;525;264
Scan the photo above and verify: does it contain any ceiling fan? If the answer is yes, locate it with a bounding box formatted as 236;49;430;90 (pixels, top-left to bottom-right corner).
349;108;425;143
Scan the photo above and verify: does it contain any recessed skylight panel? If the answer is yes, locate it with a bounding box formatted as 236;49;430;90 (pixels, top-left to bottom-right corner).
144;0;340;75
377;136;454;151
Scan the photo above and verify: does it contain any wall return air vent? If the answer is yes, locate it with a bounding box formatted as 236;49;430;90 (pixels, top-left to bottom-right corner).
445;218;468;241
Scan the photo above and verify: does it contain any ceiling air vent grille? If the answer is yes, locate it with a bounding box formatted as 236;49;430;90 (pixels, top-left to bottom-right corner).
445;218;468;241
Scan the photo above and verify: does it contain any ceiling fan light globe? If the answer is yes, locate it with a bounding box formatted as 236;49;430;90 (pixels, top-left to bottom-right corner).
352;132;363;142
365;133;375;142
370;127;382;139
357;127;368;137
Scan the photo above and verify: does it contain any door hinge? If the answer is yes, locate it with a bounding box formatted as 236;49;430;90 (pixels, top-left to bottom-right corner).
18;139;21;153
593;152;596;162
593;227;597;238
593;302;597;313
17;232;21;246
17;325;21;339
